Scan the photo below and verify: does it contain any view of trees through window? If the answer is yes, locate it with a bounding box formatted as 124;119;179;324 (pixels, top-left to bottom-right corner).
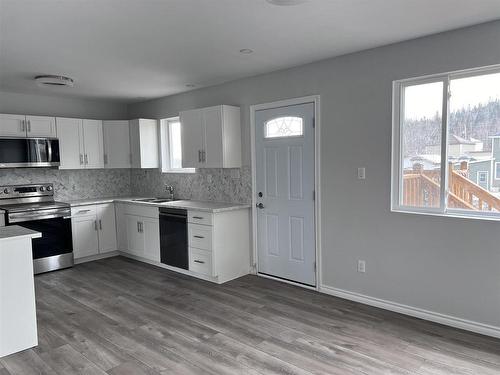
399;70;500;214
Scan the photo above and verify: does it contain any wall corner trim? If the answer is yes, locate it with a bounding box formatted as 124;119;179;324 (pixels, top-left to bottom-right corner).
319;284;500;339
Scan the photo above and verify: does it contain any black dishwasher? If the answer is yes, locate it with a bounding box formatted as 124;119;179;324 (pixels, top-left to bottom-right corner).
159;207;188;270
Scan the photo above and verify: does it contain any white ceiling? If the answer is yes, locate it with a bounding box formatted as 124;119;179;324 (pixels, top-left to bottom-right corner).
1;0;500;103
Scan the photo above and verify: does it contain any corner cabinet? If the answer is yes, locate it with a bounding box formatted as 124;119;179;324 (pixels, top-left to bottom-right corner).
56;118;104;169
129;119;159;169
180;105;241;168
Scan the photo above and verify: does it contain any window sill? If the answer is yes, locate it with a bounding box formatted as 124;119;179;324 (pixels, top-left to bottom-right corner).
391;207;500;223
161;169;196;174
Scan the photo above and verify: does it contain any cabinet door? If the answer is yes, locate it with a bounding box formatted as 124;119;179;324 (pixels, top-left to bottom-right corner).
56;118;84;169
26;116;56;137
115;203;128;252
126;215;144;257
82;119;104;168
97;204;117;253
0;114;26;137
103;120;131;168
72;215;99;259
143;218;160;262
139;119;159;168
203;106;224;168
180;109;204;168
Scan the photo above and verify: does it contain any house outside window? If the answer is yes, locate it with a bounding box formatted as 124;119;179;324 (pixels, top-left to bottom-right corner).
392;66;500;219
160;117;195;173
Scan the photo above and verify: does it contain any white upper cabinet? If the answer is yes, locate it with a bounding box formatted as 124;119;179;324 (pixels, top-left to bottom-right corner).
180;105;241;169
25;116;57;137
82;119;104;169
103;120;131;169
129;119;159;169
56;118;104;169
56;117;83;169
0;114;56;137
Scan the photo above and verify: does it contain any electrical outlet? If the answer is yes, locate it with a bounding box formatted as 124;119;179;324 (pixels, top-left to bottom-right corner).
357;167;366;180
357;260;366;273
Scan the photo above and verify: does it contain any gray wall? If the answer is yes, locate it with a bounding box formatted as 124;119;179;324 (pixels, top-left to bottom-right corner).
129;21;500;330
0;91;128;119
0;91;131;198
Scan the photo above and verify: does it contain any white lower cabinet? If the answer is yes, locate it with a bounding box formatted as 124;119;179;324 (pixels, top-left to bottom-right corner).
118;204;160;262
71;203;117;260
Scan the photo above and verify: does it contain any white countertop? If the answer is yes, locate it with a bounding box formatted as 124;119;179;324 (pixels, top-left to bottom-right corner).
68;197;250;213
0;225;42;241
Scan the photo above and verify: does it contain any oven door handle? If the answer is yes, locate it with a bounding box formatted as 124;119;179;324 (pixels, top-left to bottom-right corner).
8;209;71;223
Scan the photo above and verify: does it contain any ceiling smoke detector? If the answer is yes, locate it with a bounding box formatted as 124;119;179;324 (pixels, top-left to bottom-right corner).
35;75;74;87
266;0;308;6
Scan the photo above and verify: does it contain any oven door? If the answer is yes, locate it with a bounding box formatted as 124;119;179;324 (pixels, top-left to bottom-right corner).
12;217;73;260
0;138;60;168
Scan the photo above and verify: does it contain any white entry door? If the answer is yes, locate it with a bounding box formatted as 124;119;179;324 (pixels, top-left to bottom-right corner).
255;102;316;286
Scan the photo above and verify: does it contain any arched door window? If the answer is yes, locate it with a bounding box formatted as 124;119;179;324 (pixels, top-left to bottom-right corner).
264;116;303;138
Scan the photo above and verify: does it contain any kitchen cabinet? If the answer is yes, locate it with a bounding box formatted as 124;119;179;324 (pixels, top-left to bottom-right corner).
103;120;131;168
180;105;241;168
129;119;159;169
125;214;160;262
0;114;56;137
56;118;104;169
71;203;117;260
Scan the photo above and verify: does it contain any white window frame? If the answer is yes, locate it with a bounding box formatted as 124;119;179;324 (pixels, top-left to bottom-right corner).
495;162;500;180
477;171;488;185
391;64;500;221
160;117;195;174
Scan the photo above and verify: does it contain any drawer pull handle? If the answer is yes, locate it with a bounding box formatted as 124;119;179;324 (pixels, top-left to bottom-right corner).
193;235;205;239
78;209;91;214
192;216;204;219
194;260;205;264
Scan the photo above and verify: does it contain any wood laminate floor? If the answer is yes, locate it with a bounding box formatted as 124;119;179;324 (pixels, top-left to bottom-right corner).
1;256;499;374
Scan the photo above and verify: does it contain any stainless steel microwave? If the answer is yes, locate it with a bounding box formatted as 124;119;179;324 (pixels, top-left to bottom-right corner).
0;138;60;168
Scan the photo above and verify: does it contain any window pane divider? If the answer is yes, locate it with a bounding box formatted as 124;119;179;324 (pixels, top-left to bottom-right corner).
439;76;450;214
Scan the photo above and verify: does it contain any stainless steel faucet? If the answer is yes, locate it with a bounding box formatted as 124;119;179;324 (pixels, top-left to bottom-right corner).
165;185;174;200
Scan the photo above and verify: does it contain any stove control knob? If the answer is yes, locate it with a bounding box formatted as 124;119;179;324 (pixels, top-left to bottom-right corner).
3;188;9;194
40;186;45;192
46;186;53;191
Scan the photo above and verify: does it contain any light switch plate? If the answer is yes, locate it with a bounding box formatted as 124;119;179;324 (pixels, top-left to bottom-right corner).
357;167;366;180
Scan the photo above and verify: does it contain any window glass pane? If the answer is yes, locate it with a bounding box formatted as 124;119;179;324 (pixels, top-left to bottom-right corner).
265;117;303;138
401;81;443;208
448;72;500;212
169;121;183;169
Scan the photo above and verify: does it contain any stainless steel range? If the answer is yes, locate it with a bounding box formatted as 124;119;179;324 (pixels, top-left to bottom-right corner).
0;183;73;274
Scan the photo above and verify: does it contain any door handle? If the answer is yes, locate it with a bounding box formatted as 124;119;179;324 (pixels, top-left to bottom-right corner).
256;203;264;209
99;219;102;230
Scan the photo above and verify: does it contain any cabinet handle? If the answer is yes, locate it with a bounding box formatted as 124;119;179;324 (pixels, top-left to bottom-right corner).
99;219;102;230
27;120;31;132
193;235;205;239
79;154;84;165
194;260;205;264
104;154;108;165
77;209;91;214
21;120;25;133
202;150;206;163
84;154;88;164
137;222;140;233
198;150;201;163
94;220;98;231
193;216;204;220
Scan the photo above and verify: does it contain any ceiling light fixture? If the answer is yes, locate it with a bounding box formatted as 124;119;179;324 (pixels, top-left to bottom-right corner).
35;75;74;87
266;0;308;6
239;48;254;54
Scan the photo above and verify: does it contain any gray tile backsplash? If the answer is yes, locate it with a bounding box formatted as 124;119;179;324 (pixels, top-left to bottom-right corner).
0;167;252;204
130;167;252;204
0;169;132;201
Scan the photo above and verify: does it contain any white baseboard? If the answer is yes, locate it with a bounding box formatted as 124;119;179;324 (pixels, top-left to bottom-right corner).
74;251;119;265
320;284;500;339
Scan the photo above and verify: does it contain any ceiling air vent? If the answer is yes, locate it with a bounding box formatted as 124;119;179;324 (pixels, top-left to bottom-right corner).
35;75;74;87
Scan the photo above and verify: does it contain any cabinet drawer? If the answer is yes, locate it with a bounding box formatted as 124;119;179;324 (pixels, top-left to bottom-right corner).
188;211;213;226
123;203;158;219
188;224;212;251
71;205;97;217
189;248;212;276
